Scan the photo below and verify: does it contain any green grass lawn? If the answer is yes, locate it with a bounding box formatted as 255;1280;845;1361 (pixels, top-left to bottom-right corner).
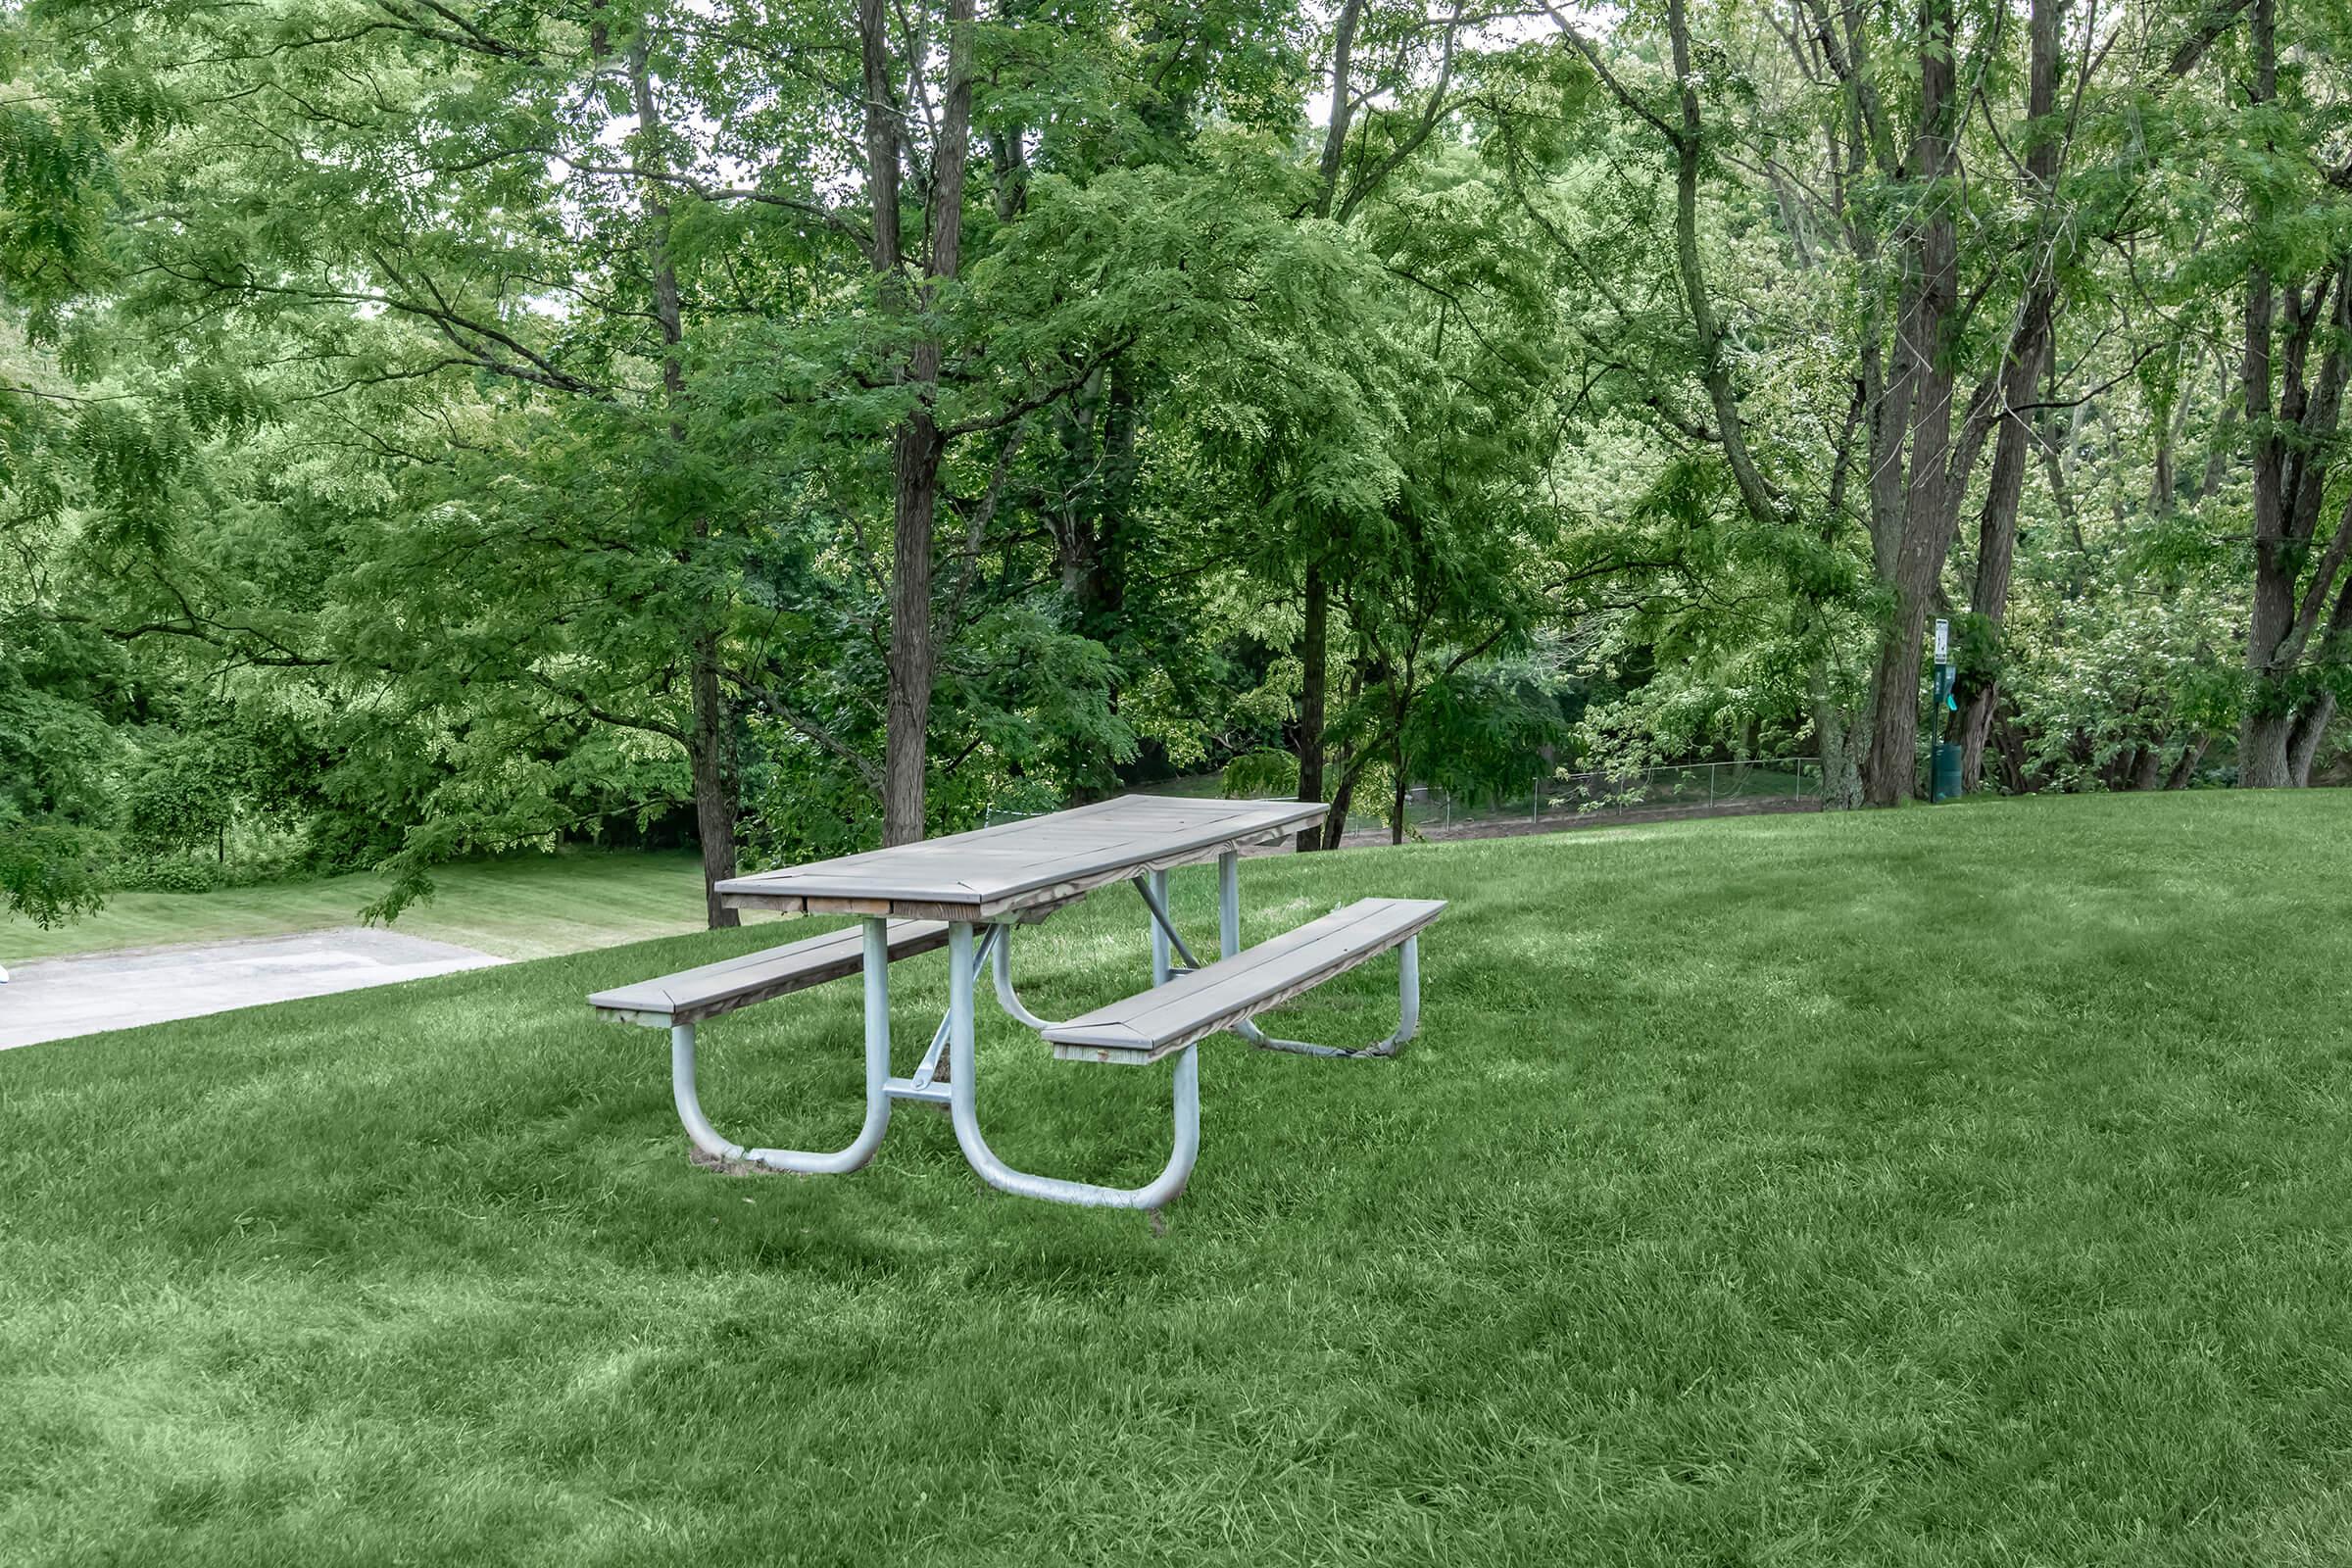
0;849;773;963
6;793;2352;1564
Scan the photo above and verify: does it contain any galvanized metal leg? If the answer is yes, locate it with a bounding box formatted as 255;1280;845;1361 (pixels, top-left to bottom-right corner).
946;922;1200;1212
1359;934;1421;1057
669;917;895;1173
1216;850;1421;1059
1147;869;1174;983
1218;850;1242;958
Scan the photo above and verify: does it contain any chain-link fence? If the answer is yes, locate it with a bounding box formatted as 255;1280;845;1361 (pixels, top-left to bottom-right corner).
1357;757;1820;837
986;758;1823;837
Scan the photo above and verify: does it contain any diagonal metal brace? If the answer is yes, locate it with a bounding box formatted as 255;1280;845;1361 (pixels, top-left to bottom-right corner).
1131;874;1203;972
909;923;1003;1090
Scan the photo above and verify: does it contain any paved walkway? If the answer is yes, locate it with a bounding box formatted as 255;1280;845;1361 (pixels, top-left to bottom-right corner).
0;928;506;1051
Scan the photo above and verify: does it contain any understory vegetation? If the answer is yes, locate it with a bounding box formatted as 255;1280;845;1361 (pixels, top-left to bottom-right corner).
5;795;2351;1563
3;0;2349;933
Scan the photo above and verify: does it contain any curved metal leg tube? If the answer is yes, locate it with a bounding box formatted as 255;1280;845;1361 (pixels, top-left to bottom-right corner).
1337;935;1422;1058
947;923;1200;1211
989;923;1073;1031
669;918;895;1174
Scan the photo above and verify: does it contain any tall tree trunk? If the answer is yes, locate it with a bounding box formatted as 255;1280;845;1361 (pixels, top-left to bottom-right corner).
1047;359;1144;807
1859;0;1964;808
1950;0;2065;794
884;419;942;844
688;637;741;926
1810;658;1864;809
1295;560;1329;849
1289;0;1360;853
989;127;1028;221
2198;401;2240;501
1993;704;2032;793
1313;0;1364;220
2288;693;2336;785
1950;325;2050;793
2165;734;2209;789
1053;362;1141;647
2241;713;2294;787
1389;724;1407;846
1666;0;1778;525
2235;0;2292;788
629;32;738;926
1316;659;1369;849
1860;0;2043;806
1322;767;1358;850
864;0;976;843
2229;0;2352;788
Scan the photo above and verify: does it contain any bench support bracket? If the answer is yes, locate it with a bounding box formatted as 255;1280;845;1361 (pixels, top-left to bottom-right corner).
947;921;1200;1212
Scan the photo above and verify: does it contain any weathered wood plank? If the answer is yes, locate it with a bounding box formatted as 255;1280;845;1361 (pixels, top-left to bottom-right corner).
1043;899;1446;1063
720;893;805;914
795;897;895;916
712;794;1324;916
588;919;949;1026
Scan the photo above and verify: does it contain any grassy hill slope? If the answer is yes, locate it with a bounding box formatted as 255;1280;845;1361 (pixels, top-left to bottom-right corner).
5;793;2350;1565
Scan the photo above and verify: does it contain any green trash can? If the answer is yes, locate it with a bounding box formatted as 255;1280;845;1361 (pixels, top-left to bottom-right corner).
1931;742;1963;803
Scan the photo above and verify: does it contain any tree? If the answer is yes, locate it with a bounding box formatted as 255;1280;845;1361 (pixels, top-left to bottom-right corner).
2228;0;2352;786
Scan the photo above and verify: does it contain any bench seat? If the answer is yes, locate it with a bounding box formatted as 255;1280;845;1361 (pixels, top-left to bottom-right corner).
590;920;950;1027
1043;897;1446;1065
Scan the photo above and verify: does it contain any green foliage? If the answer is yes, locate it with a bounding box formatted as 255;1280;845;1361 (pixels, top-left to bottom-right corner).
0;0;2339;940
122;734;240;857
1220;748;1298;798
110;853;220;894
0;823;105;927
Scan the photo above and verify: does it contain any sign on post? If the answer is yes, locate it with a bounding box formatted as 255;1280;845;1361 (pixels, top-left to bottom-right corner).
1934;617;1950;663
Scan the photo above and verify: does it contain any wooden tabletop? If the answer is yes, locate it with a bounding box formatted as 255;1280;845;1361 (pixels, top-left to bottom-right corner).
714;795;1327;920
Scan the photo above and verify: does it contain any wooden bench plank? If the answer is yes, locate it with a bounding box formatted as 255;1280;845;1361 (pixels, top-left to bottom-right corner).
1043;898;1445;1064
589;920;950;1027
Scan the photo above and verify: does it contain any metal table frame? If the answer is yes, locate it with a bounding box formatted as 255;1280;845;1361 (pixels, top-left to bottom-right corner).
671;799;1424;1211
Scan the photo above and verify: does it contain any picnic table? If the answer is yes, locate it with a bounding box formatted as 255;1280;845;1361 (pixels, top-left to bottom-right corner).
589;796;1444;1213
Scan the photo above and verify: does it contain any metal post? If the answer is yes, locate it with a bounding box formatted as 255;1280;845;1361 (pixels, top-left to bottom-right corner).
1148;868;1172;985
1396;935;1420;1045
1217;850;1241;959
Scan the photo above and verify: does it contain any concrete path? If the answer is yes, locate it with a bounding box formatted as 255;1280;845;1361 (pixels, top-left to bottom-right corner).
0;928;506;1051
